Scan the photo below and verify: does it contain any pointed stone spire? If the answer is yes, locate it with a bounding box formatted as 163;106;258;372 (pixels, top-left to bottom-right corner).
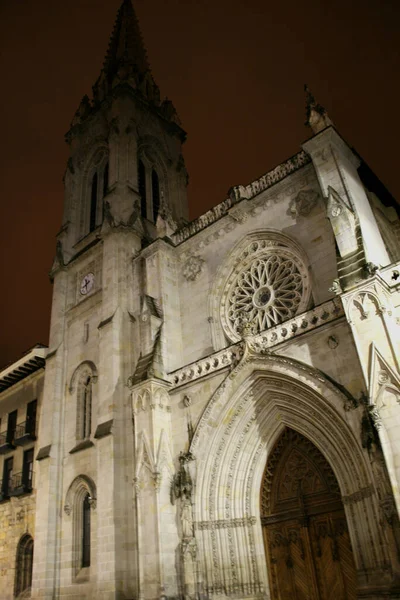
93;0;160;105
104;0;149;81
304;84;333;134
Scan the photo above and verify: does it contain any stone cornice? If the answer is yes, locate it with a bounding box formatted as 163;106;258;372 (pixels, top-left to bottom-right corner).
169;346;244;388
173;150;311;245
302;126;360;168
168;298;344;388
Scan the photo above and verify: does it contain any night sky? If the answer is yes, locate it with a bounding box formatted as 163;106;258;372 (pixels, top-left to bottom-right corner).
0;0;399;369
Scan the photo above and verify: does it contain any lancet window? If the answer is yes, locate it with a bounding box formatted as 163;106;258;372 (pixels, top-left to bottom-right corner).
137;154;163;223
70;361;97;444
84;150;109;235
14;534;34;597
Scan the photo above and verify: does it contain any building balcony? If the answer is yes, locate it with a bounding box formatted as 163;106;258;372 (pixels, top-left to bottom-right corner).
8;471;34;497
0;431;15;454
14;421;36;446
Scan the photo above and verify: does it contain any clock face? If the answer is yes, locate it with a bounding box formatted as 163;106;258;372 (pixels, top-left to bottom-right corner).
80;273;95;295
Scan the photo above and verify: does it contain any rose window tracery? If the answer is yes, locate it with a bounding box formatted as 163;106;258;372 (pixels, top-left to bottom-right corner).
220;237;310;341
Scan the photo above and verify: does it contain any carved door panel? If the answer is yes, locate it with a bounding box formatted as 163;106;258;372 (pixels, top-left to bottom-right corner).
309;514;357;600
261;429;357;600
264;520;319;600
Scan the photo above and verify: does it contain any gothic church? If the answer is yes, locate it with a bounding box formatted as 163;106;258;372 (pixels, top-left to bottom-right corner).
1;1;400;599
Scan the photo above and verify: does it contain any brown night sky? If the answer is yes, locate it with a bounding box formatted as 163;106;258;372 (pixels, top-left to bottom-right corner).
0;0;399;368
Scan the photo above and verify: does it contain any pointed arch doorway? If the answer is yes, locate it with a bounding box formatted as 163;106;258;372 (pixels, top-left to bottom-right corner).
261;428;357;599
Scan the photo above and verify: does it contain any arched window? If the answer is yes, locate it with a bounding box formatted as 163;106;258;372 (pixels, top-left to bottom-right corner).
81;376;92;440
138;159;147;218
89;172;98;232
82;493;91;568
152;169;160;222
103;161;109;198
69;362;97;445
14;534;34;597
82;150;109;237
64;475;96;577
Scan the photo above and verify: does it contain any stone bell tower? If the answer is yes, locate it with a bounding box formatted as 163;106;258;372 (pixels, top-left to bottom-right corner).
32;2;188;598
61;0;188;258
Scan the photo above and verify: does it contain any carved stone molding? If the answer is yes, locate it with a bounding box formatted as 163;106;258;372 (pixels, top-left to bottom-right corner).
169;345;243;388
196;516;257;530
169;298;344;390
342;485;374;505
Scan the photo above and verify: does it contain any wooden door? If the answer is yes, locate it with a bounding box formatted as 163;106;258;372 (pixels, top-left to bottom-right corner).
261;429;357;600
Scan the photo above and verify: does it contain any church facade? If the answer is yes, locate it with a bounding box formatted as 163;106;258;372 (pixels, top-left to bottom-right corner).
1;1;400;599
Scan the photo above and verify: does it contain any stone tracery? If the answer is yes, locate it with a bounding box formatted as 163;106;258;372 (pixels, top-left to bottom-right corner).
227;254;303;335
218;235;311;342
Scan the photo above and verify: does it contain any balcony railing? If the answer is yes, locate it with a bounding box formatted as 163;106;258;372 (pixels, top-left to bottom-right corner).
14;421;36;445
0;475;12;500
8;471;34;497
0;430;15;454
0;479;8;501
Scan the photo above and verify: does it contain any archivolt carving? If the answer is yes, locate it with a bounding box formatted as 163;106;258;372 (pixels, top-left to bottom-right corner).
260;428;340;516
191;351;358;452
190;353;387;594
196;516;256;530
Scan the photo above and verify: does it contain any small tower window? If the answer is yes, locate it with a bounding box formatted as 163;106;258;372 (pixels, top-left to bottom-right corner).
82;493;91;568
103;161;109;197
90;173;98;232
81;376;92;440
138;159;147;218
152;169;160;222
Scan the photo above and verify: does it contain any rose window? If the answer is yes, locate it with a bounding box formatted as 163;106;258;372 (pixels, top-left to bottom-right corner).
220;240;310;341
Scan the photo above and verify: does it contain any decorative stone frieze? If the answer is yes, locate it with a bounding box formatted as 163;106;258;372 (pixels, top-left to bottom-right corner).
169;345;243;387
341;485;375;505
196;516;257;530
169;298;344;388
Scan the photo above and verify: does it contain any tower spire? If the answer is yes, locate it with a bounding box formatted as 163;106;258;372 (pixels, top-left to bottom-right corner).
104;0;149;81
93;0;157;104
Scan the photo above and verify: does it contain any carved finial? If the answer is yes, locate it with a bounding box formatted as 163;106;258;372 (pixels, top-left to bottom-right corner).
304;84;333;134
156;190;177;237
236;311;255;339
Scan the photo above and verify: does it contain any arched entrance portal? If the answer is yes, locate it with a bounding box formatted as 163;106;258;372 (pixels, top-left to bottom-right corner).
261;428;357;599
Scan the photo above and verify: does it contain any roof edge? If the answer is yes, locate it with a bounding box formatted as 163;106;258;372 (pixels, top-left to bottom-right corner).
0;345;48;394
